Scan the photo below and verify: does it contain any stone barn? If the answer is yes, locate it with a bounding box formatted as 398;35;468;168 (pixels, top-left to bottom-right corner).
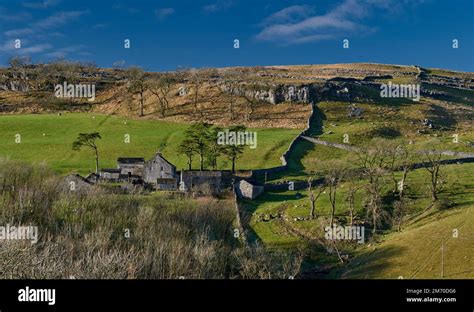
99;169;121;181
144;152;178;190
117;157;145;177
179;171;222;195
235;179;264;200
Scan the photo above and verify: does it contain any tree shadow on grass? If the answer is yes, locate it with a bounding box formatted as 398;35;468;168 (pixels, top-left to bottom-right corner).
427;104;457;129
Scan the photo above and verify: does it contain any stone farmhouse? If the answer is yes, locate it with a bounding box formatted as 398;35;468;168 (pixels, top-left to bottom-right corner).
96;152;237;195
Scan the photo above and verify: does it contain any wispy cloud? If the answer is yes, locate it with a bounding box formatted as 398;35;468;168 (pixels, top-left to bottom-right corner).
155;8;174;21
203;0;233;13
43;45;86;59
92;23;107;29
112;3;140;14
259;5;314;26
0;41;52;55
35;11;86;28
2;10;89;60
256;0;422;45
4;10;87;38
4;28;34;37
22;0;61;9
0;9;32;22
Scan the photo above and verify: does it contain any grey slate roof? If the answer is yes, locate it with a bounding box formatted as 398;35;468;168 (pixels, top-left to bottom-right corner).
117;157;145;164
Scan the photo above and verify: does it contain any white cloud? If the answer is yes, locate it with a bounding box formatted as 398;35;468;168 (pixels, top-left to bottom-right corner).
155;8;174;20
19;43;52;54
4;11;87;38
35;11;86;28
203;0;233;13
259;5;314;26
4;28;34;37
0;42;52;54
256;0;420;44
22;0;61;9
0;9;32;22
43;45;86;59
2;10;89;60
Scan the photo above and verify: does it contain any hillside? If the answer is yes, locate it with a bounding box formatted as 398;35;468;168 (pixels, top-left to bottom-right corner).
1;62;473;279
1;63;472;129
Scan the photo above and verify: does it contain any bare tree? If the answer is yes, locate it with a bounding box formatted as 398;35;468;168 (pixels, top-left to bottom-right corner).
188;69;204;116
356;140;389;235
385;143;414;196
318;160;346;227
393;198;407;232
307;177;325;219
345;181;362;227
396;145;413;199
126;67;147;117
149;73;175;117
422;149;444;202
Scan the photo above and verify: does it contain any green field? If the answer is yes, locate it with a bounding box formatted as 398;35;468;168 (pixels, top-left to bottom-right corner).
0;113;301;174
243;161;474;278
241;96;474;278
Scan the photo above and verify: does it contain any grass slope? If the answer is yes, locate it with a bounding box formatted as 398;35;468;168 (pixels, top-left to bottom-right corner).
0;113;301;174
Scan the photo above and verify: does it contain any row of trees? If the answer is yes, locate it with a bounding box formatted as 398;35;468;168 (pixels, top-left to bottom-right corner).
306;139;449;235
178;122;246;172
126;66;264;121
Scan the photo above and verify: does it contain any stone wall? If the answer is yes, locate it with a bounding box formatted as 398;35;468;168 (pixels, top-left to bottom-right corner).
251;102;315;177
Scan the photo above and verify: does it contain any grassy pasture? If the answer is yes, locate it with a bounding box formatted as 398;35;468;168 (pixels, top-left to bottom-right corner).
0;113;301;174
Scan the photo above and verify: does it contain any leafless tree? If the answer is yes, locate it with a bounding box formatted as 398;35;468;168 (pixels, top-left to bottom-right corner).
126;67;147;117
421;149;444;202
318;160;346;227
307;177;325;220
149;73;175;117
345;181;362;227
356;140;389;235
385;143;413;196
393;198;408;232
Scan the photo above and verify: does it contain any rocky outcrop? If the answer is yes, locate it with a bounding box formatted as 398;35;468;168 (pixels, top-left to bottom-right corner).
0;73;30;91
220;82;321;104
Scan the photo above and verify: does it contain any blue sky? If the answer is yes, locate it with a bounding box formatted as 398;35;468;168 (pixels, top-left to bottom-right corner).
1;0;473;71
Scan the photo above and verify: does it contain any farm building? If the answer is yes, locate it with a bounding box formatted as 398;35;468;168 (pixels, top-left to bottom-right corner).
178;170;223;195
96;151;247;195
144;152;178;190
117;157;145;177
99;168;121;181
